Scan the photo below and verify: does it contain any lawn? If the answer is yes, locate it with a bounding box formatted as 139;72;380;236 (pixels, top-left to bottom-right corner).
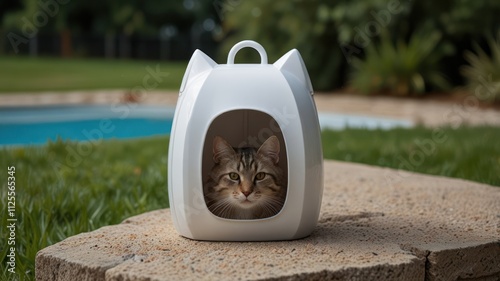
0;56;186;92
322;127;500;186
0;137;168;280
1;126;499;280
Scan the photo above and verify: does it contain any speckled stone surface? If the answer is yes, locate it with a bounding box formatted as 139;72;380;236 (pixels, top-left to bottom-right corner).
36;160;500;281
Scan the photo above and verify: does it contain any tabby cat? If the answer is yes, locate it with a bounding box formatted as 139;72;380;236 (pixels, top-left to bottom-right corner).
204;135;287;219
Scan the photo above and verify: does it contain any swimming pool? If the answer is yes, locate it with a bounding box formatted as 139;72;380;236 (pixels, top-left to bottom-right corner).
0;105;412;146
0;105;175;146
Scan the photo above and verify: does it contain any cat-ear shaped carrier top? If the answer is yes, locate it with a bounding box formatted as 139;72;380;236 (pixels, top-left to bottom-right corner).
168;40;323;241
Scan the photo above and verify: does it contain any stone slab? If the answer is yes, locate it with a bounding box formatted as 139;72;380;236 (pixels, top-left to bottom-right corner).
36;160;500;281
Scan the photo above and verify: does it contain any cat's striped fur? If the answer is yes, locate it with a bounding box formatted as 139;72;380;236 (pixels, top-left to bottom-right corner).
204;136;287;219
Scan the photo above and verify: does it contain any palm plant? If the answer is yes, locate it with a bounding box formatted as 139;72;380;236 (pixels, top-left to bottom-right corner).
461;33;500;103
350;30;450;95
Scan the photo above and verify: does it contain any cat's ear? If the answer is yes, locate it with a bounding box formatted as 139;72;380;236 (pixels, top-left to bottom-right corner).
274;49;313;95
213;136;235;163
180;50;217;93
258;136;280;164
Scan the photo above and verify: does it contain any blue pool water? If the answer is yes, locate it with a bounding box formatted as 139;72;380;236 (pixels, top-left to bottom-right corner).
0;118;172;146
0;105;175;146
0;105;413;146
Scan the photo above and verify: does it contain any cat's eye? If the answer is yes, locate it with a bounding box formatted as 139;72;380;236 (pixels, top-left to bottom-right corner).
229;172;239;181
255;172;266;180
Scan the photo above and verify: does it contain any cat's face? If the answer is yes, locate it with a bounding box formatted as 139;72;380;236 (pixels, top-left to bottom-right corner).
204;136;286;220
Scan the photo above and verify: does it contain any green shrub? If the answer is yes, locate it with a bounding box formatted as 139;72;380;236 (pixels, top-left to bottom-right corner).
220;0;410;91
461;33;500;103
349;30;451;95
220;0;500;92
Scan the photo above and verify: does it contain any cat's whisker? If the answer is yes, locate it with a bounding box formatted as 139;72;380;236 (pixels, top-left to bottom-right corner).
222;204;236;218
209;199;231;214
260;196;285;215
221;198;240;218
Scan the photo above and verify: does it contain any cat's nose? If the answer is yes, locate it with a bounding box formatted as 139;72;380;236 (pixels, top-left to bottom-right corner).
241;191;252;197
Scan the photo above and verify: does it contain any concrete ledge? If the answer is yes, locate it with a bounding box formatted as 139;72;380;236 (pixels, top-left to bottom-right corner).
36;160;500;280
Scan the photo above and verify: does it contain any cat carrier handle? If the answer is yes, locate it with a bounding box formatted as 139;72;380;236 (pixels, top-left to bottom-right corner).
227;40;268;65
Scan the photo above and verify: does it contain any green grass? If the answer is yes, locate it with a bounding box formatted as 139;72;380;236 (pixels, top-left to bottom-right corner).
322;126;500;186
1;126;499;280
0;137;169;280
0;56;186;92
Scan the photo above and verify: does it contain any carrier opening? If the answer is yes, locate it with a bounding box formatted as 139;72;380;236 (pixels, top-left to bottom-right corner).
201;109;288;220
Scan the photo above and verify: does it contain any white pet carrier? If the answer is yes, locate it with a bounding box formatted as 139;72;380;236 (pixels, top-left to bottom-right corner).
168;40;323;241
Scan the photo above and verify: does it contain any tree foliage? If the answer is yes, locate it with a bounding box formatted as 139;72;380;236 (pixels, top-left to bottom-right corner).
1;0;219;36
221;0;500;91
